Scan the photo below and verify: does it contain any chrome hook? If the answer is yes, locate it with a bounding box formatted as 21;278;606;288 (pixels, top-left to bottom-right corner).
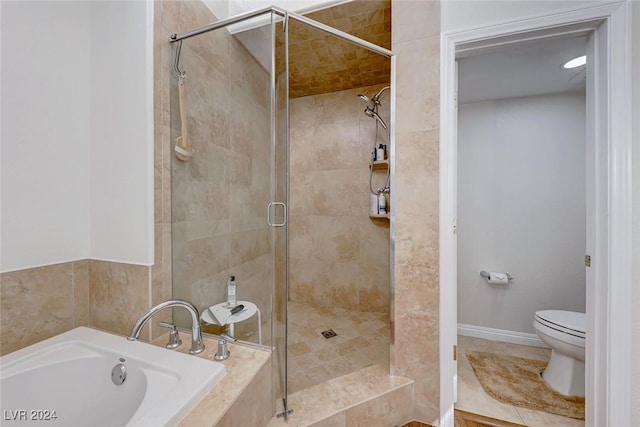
173;39;186;80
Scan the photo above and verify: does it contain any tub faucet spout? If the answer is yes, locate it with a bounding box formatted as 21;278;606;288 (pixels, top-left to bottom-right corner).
127;299;205;354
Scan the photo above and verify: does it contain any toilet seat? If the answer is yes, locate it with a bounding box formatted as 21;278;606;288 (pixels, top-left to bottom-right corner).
535;310;585;340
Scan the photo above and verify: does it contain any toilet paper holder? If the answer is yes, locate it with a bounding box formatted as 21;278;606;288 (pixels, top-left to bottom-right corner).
480;271;513;280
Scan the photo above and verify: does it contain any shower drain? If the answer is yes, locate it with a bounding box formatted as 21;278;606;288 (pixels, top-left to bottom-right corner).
321;329;337;339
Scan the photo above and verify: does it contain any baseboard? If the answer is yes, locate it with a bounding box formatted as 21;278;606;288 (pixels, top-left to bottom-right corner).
458;324;548;348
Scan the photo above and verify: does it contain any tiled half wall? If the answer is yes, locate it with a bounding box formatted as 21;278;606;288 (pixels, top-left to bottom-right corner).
0;260;153;356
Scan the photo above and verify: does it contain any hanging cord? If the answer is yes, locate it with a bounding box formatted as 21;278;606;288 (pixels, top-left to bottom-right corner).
368;104;390;195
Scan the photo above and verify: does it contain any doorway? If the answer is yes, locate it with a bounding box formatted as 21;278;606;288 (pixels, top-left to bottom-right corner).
439;3;633;427
455;35;587;426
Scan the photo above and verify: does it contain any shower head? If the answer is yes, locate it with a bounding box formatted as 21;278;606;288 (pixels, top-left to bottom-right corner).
357;90;389;131
358;86;390;109
357;94;376;110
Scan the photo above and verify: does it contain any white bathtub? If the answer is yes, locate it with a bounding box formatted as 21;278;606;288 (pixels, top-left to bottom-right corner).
0;327;225;426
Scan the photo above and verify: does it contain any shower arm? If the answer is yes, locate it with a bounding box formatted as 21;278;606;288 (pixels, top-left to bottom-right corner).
373;86;390;105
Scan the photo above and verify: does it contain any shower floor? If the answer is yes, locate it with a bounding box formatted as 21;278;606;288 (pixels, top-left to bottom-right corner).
287;301;390;394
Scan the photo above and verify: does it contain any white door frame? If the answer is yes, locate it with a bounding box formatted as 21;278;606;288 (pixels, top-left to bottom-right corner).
439;2;632;427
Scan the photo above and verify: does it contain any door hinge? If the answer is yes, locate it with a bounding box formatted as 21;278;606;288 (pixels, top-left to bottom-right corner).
453;344;458;361
585;255;591;267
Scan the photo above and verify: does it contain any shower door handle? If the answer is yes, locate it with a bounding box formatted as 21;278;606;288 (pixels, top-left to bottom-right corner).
267;202;287;227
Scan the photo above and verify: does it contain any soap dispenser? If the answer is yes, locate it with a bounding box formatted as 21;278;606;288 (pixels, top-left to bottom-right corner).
370;193;379;214
227;275;236;307
378;191;386;214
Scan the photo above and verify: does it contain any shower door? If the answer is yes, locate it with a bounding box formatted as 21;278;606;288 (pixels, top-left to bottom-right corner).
272;10;290;417
168;6;289;415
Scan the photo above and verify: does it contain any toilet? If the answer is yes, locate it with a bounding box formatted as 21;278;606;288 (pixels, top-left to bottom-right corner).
533;310;586;396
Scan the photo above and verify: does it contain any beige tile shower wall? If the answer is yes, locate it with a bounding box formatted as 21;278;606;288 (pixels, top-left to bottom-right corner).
0;260;89;356
288;84;390;312
159;1;272;344
391;0;441;423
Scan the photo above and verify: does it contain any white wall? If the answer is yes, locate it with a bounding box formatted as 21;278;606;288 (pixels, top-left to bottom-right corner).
631;1;640;422
457;93;586;334
441;0;600;33
0;1;154;272
89;1;154;265
0;1;91;272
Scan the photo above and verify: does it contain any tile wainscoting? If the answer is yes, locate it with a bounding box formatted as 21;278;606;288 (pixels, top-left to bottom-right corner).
1;259;154;355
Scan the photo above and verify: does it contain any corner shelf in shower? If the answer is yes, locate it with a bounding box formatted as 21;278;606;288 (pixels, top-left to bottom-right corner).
369;159;390;220
369;213;390;220
370;159;389;170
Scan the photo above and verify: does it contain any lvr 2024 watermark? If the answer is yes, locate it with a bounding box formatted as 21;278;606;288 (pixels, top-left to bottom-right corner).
3;410;58;421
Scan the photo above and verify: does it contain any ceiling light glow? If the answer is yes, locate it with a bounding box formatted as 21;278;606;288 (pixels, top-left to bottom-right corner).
563;55;586;69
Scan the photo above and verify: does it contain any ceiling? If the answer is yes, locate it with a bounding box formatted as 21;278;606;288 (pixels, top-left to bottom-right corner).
231;2;587;101
232;0;391;98
458;36;587;104
286;0;391;98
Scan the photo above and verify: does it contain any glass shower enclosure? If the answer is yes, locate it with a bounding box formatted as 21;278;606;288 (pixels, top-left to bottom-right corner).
169;6;394;417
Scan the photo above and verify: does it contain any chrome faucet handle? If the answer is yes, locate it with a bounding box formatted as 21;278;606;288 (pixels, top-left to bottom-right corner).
159;322;182;349
220;333;236;343
127;299;204;355
214;333;236;361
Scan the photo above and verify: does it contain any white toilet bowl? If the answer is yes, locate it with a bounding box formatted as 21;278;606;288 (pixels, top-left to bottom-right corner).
533;310;585;396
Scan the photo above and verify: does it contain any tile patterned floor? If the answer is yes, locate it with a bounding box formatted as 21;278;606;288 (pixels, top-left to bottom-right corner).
456;336;585;427
287;301;390;394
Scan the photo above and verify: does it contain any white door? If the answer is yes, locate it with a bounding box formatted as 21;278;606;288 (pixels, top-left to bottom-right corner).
452;59;459;405
438;51;459;425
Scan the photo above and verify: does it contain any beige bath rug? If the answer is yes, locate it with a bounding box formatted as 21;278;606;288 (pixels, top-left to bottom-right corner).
466;351;585;420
